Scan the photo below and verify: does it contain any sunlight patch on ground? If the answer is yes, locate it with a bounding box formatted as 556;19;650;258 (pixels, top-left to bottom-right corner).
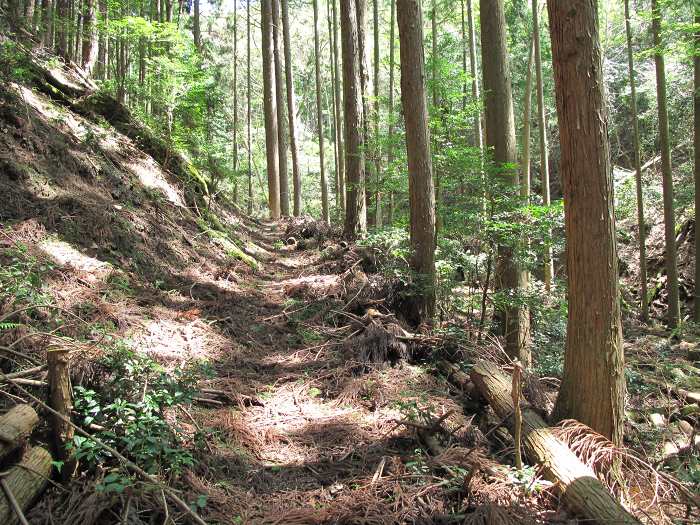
129;316;228;364
39;238;113;281
124;157;185;207
280;274;341;298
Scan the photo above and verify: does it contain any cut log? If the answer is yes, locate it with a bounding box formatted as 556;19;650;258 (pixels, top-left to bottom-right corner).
470;360;639;524
0;405;39;460
0;446;52;525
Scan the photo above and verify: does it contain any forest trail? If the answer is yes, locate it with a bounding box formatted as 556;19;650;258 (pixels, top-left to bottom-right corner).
173;219;475;523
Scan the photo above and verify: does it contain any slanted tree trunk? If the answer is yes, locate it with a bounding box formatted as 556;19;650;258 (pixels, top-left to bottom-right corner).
261;0;281;219
0;447;52;525
624;0;649;323
313;0;330;224
480;0;530;365
397;0;436;325
470;362;639;525
341;0;367;238
0;405;39;461
386;0;396;225
548;0;625;445
332;0;345;215
651;0;680;328
81;0;97;74
272;0;290;216
372;0;381;228
247;0;254;215
532;0;553;290
282;0;302;216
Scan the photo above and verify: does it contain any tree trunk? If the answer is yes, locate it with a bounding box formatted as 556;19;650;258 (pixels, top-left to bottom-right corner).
48;348;77;479
548;0;625;445
397;0;436;325
81;0;97;74
624;0;649;323
532;0;553;290
480;0;530;365
0;447;52;525
56;0;69;59
470;362;639;525
313;0;330;224
247;0;254;215
327;0;340;213
386;0;396;225
96;0;107;78
372;0;381;228
341;0;367;238
272;0;290;216
24;0;36;31
231;4;239;205
261;0;281;219
193;0;201;51
332;0;345;215
0;405;39;461
695;6;700;322
521;37;533;199
282;0;302;216
651;0;680;328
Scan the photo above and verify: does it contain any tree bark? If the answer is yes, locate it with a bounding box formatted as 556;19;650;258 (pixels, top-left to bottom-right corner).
480;0;530;365
0;447;52;525
48;348;76;479
56;0;69;59
386;0;396;225
341;0;367;238
81;0;97;74
281;0;302;216
470;361;639;525
313;0;330;224
372;0;381;228
548;0;625;445
397;0;436;325
466;0;483;210
521;37;534;199
272;0;290;216
624;0;649;323
532;0;553;290
651;0;680;328
262;0;281;219
332;0;345;215
95;0;107;79
231;4;239;205
247;0;253;215
193;0;201;51
695;7;700;322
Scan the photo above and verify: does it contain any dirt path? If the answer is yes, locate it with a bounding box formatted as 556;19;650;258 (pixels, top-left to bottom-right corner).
172;221;472;524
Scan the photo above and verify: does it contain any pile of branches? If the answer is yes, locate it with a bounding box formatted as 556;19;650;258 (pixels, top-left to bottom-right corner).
284;216;338;248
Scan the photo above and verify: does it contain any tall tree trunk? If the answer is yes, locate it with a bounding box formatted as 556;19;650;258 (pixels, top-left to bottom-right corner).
467;0;484;210
232;4;239;205
533;0;553;291
262;0;281;218
273;0;290;215
327;0;340;213
548;0;625;445
695;6;700;322
386;0;396;225
480;0;530;365
41;0;53;47
247;0;254;215
521;38;534;199
24;0;36;31
165;0;172;21
332;0;345;214
96;0;107;78
372;0;381;228
282;0;302;216
341;0;367;238
624;0;649;322
313;0;330;224
81;0;97;74
397;0;436;325
193;0;201;51
651;0;680;328
56;0;69;59
74;0;82;63
356;0;371;222
431;0;439;236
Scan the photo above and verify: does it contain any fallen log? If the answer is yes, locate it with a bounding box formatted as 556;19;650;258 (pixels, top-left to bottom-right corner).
0;446;52;525
0;405;39;460
470;360;639;524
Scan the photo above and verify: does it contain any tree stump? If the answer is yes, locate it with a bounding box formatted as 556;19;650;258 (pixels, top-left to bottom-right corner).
47;348;76;480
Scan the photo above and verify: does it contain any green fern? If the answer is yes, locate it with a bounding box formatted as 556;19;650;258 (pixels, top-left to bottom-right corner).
0;322;21;331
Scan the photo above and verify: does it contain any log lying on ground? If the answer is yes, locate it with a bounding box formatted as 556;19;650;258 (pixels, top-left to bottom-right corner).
0;446;52;525
470;360;639;524
0;405;39;460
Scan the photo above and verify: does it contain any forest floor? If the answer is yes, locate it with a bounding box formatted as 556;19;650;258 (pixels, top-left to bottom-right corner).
0;42;698;524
